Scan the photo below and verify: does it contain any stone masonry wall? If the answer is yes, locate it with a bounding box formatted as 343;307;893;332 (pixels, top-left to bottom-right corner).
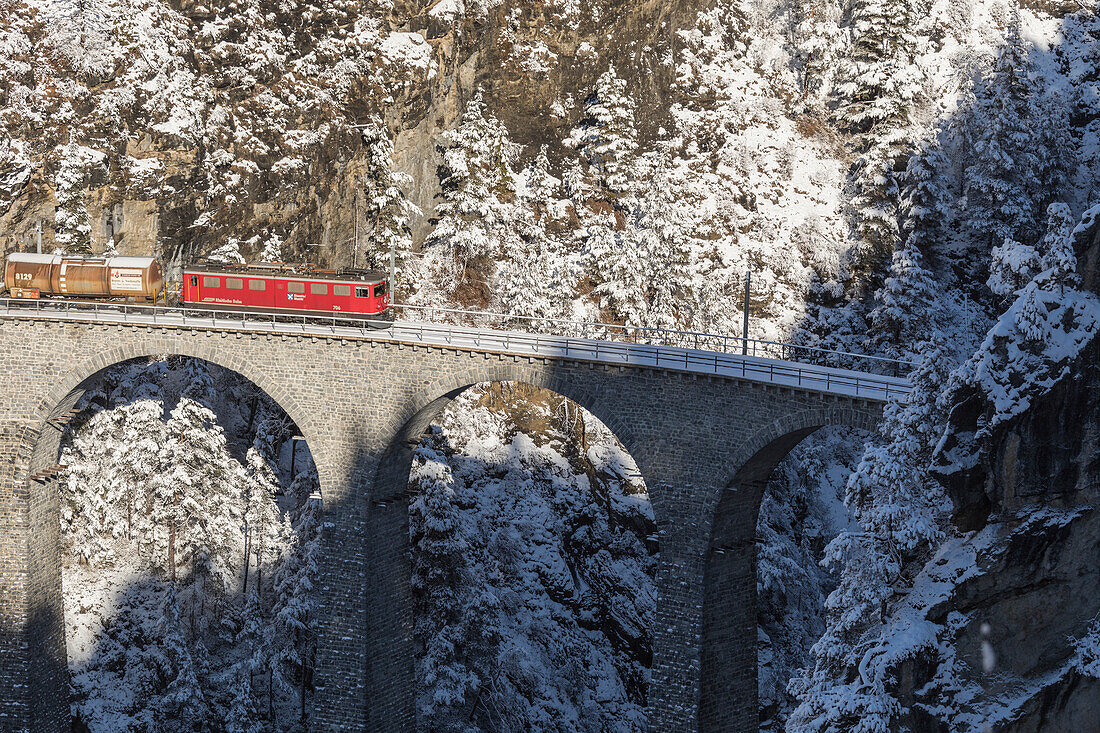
0;316;883;733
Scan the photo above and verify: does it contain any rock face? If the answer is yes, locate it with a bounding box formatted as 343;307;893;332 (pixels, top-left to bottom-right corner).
936;216;1100;529
921;219;1100;730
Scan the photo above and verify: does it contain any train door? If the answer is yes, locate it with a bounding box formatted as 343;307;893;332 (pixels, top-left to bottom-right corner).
275;279;286;311
186;273;199;304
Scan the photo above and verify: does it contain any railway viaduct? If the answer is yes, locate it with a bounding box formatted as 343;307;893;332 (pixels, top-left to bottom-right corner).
0;310;896;732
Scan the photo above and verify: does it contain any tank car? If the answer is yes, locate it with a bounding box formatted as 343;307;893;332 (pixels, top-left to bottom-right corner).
3;253;164;302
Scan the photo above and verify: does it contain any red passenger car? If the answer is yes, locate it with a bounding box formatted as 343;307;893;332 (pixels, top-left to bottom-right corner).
181;264;390;318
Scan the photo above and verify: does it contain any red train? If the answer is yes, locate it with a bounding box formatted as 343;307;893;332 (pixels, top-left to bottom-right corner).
2;256;392;319
182;263;391;318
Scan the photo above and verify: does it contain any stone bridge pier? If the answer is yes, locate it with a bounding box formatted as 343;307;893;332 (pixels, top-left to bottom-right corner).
0;317;883;732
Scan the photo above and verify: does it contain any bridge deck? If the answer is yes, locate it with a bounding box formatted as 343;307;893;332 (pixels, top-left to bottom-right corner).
0;299;911;402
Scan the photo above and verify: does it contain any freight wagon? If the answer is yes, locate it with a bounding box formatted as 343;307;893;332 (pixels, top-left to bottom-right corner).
3;253;165;301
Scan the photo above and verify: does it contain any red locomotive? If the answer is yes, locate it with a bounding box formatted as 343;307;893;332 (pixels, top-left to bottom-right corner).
182;263;391;318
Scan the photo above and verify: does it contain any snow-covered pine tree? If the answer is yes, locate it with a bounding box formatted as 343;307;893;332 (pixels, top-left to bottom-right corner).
114;398;168;547
597;154;691;330
832;0;921;272
1038;202;1078;288
494;147;574;322
161;397;240;591
988;236;1041;298
151;583;210;730
357;121;416;287
418;91;520;306
224;658;265;733
899;133;950;257
244;447;286;602
53;141;106;254
273;486;322;726
869;240;936;348
61;407;122;565
961;16;1071;252
566;67;638;197
409;443;484;726
520;146;558;223
792;0;843;99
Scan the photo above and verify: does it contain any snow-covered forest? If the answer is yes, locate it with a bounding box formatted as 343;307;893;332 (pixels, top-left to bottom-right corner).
4;0;1100;729
61;358;322;731
410;383;657;731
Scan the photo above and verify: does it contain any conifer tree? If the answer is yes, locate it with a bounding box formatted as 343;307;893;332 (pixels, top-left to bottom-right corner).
566;67;638;197
62;408;122;564
987;236;1040;298
244;447;285;601
151;584;209;730
224;659;265;733
596;155;691;330
899;134;950;255
409;450;483;725
420;91;520;303
869;241;936;346
273;479;322;723
833;0;921;269
115;398;167;546
357;121;416;288
160;397;238;589
53;141;105;254
494;148;574;322
1037;202;1078;287
962;17;1072;250
793;0;843;98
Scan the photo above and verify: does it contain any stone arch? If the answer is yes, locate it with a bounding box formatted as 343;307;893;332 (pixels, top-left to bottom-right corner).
699;404;881;733
19;338;327;732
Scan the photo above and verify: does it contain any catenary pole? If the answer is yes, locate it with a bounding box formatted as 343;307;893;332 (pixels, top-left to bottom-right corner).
742;270;750;355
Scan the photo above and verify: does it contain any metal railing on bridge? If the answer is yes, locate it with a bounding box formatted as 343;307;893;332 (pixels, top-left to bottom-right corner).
391;304;912;378
0;298;913;402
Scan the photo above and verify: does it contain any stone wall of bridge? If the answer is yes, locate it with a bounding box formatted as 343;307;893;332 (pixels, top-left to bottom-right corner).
0;316;883;732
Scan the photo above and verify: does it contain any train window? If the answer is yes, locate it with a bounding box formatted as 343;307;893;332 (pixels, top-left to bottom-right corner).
248;280;266;291
203;276;221;288
334;284;351;297
310;283;328;295
190;276;197;287
374;282;387;298
355;286;371;298
288;282;305;294
226;278;244;290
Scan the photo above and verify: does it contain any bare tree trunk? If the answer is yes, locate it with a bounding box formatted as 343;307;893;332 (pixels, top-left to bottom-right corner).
246;393;259;436
242;523;251;595
256;536;263;606
168;492;176;583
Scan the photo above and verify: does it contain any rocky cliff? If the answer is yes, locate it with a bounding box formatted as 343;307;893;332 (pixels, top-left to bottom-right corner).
918;213;1100;730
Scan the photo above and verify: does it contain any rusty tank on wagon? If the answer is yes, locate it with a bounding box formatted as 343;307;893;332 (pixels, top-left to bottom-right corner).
3;253;164;301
